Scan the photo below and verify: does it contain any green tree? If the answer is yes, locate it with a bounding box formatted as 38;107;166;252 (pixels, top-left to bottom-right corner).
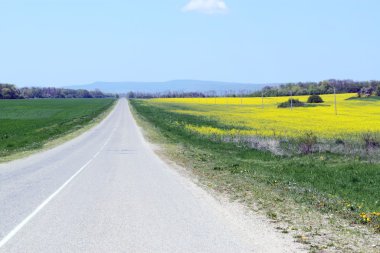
0;84;20;99
307;95;324;103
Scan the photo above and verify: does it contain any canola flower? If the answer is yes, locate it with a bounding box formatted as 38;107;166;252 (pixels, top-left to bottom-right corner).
360;212;372;223
150;94;380;140
359;211;380;231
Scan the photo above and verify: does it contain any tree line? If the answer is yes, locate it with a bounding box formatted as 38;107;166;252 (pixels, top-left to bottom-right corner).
127;79;380;99
4;79;379;99
249;79;380;97
0;83;115;99
126;91;210;99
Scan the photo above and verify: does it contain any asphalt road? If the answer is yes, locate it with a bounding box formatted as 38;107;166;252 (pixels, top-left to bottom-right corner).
0;99;302;252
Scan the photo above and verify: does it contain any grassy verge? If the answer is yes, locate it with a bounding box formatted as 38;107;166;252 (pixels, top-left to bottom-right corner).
130;99;380;253
0;98;116;162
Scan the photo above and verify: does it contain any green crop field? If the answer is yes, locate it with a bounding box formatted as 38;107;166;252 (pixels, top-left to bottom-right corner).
0;99;115;157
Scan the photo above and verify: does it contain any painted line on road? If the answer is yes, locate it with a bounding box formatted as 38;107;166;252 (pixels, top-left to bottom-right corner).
0;126;117;249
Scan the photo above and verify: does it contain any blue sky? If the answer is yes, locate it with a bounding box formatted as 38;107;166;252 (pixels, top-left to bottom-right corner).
1;0;379;86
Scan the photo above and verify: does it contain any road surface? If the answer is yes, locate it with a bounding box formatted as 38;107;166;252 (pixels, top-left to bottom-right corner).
0;99;302;252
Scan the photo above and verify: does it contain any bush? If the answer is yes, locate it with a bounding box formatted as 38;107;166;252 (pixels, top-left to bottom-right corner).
376;86;380;96
307;95;324;103
335;138;345;145
362;132;379;152
278;99;305;108
298;131;317;154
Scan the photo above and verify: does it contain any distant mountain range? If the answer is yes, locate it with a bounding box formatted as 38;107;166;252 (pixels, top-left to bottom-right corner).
65;80;265;94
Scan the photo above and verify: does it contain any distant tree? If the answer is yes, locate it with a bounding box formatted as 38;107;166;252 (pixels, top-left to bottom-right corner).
0;84;21;99
1;88;12;99
89;89;103;98
278;99;305;108
359;87;374;97
126;92;136;98
307;95;324;103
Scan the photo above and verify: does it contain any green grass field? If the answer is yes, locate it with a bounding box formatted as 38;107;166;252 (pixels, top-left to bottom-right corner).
130;99;380;235
0;99;115;157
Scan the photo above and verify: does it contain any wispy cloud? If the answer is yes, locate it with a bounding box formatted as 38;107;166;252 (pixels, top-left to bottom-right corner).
182;0;228;14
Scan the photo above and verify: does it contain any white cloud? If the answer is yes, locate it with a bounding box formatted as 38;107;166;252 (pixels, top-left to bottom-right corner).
182;0;228;14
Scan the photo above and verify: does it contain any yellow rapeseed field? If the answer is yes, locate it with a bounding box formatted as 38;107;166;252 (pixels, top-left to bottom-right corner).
150;94;380;140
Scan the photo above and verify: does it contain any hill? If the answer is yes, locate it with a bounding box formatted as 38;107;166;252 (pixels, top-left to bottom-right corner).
65;80;264;94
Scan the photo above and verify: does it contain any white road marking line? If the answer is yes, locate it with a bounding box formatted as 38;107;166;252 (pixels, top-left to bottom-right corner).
0;126;117;249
